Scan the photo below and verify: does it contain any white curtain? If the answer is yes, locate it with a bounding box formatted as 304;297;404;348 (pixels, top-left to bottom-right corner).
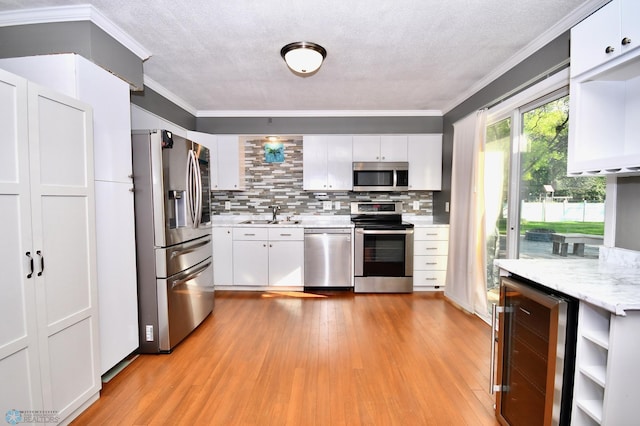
444;110;488;315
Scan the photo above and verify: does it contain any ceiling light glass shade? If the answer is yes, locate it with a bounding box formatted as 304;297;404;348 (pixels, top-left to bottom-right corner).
280;42;327;74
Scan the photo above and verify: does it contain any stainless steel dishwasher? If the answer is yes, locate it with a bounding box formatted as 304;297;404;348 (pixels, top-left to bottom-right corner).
304;228;352;288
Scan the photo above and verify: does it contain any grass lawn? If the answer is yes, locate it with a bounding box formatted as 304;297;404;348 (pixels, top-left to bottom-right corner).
498;220;604;235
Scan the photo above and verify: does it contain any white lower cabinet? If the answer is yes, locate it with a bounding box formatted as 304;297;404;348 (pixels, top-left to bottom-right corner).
232;227;304;286
572;302;640;425
212;227;234;285
413;225;449;290
0;69;100;423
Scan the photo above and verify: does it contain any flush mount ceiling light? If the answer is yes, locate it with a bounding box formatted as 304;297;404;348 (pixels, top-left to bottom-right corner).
280;41;327;74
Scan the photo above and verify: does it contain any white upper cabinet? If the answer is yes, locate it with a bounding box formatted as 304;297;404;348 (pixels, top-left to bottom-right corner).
568;0;640;175
571;0;640;78
303;135;352;191
187;132;245;191
408;134;442;190
352;135;408;162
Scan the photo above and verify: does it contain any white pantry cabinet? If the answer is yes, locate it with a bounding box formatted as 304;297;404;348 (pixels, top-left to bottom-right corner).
188;131;246;191
0;69;100;424
0;53;139;375
303;135;353;191
568;0;640;175
352;135;408;162
408;134;442;190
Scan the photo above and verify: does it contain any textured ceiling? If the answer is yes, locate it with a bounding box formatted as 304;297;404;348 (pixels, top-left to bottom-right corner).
0;0;596;114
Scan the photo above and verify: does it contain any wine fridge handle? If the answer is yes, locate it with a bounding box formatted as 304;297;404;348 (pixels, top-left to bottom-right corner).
490;302;498;394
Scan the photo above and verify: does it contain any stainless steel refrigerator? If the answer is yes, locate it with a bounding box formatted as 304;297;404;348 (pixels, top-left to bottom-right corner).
131;129;214;353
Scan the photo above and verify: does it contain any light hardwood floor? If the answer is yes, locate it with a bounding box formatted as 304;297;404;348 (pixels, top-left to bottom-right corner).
73;291;499;425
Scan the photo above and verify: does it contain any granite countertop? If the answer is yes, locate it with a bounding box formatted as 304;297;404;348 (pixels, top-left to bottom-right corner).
495;253;640;315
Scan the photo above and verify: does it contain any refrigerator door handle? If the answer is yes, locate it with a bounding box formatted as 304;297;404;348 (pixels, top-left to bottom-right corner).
194;151;203;228
185;149;199;228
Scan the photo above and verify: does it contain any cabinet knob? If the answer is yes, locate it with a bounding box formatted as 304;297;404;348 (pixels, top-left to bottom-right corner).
605;45;615;54
622;37;632;46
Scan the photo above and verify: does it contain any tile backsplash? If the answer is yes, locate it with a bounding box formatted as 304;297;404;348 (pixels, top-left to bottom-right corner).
210;137;433;216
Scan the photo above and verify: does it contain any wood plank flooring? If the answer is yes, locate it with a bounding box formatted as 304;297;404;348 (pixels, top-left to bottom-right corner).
73;291;499;425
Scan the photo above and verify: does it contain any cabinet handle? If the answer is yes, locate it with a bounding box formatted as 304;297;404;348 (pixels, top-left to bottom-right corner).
129;187;135;192
622;37;632;46
605;45;615;54
244;233;255;236
26;252;34;279
425;247;437;250
36;250;44;276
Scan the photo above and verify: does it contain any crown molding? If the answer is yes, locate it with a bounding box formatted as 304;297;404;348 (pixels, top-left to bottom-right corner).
196;109;442;118
442;0;609;114
143;76;198;116
0;4;151;60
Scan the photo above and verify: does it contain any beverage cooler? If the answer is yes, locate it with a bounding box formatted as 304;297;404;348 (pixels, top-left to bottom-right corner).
491;276;578;425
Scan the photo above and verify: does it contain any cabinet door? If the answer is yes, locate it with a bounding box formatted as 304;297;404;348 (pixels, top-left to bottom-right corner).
28;84;101;419
217;135;244;190
269;241;304;286
0;69;43;412
621;0;640;56
213;227;233;285
352;135;381;161
380;135;408;161
188;131;219;190
95;181;139;374
77;56;133;183
302;135;329;190
326;135;353;190
233;241;268;285
571;0;621;77
408;134;442;190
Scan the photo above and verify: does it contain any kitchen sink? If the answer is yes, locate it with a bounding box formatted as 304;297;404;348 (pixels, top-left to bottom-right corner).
238;219;301;225
238;219;273;225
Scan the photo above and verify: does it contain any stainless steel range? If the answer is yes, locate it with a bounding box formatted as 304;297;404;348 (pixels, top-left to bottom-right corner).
351;201;414;293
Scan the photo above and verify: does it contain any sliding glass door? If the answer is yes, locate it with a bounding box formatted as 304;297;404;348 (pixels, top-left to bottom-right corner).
484;88;605;315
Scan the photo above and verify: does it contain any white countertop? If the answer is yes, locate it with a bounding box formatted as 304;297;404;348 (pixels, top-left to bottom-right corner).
211;214;352;228
495;254;640;315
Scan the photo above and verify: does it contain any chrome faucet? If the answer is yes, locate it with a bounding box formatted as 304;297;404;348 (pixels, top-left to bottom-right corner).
271;205;281;222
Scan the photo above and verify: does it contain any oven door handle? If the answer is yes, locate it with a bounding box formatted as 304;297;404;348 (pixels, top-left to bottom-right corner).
355;228;414;235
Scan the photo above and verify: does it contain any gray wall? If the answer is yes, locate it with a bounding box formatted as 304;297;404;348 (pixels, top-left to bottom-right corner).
435;31;572;223
131;86;197;130
196;116;442;135
615;176;640;251
0;21;143;90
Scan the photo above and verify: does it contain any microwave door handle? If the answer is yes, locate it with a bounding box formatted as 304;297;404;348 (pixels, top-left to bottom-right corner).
393;169;398;187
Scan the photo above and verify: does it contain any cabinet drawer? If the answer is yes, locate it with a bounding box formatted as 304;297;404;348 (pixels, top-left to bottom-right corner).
268;227;304;241
414;240;448;256
414;255;448;270
414;270;447;287
414;227;449;240
233;227;269;240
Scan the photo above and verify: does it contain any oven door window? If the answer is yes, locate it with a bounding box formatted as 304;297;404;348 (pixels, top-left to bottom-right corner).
362;234;406;276
353;170;394;187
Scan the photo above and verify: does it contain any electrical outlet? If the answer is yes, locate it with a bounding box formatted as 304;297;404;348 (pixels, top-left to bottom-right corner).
334;201;341;210
323;201;332;210
445;202;450;212
224;201;231;210
145;325;154;342
413;201;420;210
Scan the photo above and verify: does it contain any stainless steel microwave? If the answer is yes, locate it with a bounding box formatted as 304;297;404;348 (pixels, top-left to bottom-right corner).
352;162;409;191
